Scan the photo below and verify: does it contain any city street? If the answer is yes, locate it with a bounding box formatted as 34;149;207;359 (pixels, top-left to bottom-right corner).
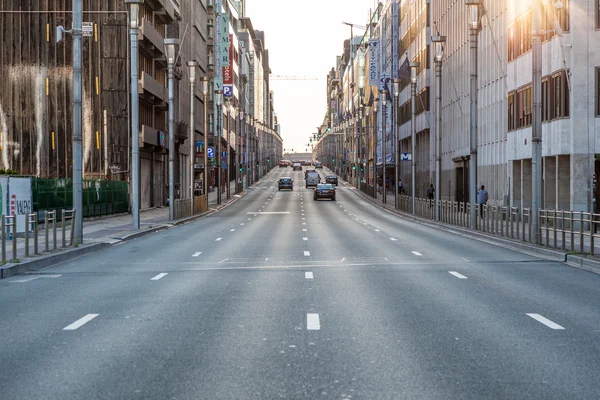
1;168;600;399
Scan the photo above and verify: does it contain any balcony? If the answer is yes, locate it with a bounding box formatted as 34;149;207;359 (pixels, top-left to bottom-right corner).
138;18;164;57
139;72;167;105
146;0;176;23
141;125;169;149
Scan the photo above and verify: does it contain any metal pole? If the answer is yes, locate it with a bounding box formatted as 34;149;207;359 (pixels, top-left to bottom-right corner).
531;0;543;244
127;0;141;230
411;79;417;215
435;59;442;221
103;110;109;177
382;94;387;204
203;82;208;198
373;100;378;199
469;26;478;229
217;104;221;204
226;106;231;200
188;61;198;215
72;0;83;244
394;92;399;209
167;59;175;220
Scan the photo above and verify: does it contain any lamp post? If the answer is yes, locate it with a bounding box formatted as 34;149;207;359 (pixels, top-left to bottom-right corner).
125;0;142;230
71;0;83;243
238;106;245;191
373;97;379;199
432;35;446;221
410;62;420;215
187;61;198;215
201;77;208;198
465;0;480;229
382;89;388;204
215;90;223;204
365;102;371;193
164;38;178;221
224;96;231;200
358;105;363;188
393;78;400;209
531;0;543;243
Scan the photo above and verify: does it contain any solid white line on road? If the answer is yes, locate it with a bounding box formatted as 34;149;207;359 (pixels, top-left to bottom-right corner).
526;313;565;330
412;251;423;256
63;314;99;331
304;251;311;256
390;238;397;241
192;252;202;257
303;237;308;241
218;258;229;263
305;272;314;280
215;238;223;241
151;273;168;281
307;313;321;330
449;271;468;280
10;277;42;283
230;229;236;232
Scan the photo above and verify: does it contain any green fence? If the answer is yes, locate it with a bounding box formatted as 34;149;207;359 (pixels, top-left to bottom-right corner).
32;178;129;219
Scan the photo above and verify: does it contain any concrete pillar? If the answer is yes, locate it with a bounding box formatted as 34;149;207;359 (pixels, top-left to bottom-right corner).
522;159;532;209
557;155;570;210
512;160;522;208
571;154;590;212
543;156;556;210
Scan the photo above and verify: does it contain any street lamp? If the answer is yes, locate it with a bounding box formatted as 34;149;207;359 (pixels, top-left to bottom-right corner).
373;96;379;199
187;60;198;216
531;0;543;243
224;96;231;200
201;76;208;198
382;89;388;204
431;35;446;221
393;78;400;209
365;101;371;192
164;38;178;220
465;0;481;229
238;106;245;191
410;62;420;215
215;89;223;204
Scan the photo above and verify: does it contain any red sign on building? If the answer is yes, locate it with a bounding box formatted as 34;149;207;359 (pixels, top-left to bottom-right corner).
223;34;233;85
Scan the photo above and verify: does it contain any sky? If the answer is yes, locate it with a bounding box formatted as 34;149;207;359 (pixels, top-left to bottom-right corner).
245;0;377;154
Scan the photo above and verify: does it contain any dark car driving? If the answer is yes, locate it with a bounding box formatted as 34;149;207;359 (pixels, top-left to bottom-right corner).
313;183;336;201
278;177;293;191
325;175;338;185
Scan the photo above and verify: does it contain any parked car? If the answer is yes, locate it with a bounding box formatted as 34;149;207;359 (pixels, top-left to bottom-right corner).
314;183;336;201
278;177;293;191
305;172;320;188
315;161;323;169
292;162;302;171
325;175;338;185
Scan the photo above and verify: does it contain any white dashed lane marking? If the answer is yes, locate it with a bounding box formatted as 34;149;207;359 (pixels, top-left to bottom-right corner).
215;238;223;242
412;251;423;256
526;314;565;330
307;313;321;330
192;252;202;257
304;251;311;256
305;272;314;280
449;271;468;279
151;273;168;281
63;314;99;331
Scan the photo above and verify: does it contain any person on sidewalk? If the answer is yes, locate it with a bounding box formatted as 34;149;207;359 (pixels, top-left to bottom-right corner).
398;179;404;195
477;185;489;219
427;184;435;207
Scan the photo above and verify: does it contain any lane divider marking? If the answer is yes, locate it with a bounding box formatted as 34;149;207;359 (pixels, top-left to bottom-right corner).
304;251;311;256
307;313;321;330
151;273;168;281
412;251;423;256
216;238;223;241
526;313;565;330
449;271;468;279
192;252;202;257
63;314;99;331
305;272;314;280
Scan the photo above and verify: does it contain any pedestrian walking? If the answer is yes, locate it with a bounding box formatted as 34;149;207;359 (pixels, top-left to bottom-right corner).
398;179;404;194
427;184;435;207
477;185;489;219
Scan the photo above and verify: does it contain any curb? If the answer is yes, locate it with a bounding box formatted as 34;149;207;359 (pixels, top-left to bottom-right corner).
566;254;600;275
0;242;109;279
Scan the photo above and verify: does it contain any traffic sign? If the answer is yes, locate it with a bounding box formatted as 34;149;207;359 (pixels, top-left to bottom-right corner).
82;22;93;37
400;153;412;161
207;146;215;158
224;85;233;97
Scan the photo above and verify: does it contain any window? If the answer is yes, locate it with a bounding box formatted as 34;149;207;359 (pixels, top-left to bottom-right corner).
508;92;515;131
596;68;600;116
558;0;570;32
542;78;549;122
508;24;515;62
597;0;600;29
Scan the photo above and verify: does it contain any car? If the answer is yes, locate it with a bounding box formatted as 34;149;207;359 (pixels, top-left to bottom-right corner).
315;161;323;169
279;161;287;168
304;168;316;179
305;172;320;188
325;175;338;185
278;177;293;191
292;162;302;171
313;183;336;201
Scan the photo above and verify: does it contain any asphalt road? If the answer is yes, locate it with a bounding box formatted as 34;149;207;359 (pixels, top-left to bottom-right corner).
2;167;600;399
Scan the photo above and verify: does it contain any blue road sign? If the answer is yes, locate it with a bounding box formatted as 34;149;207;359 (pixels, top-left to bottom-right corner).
224;85;233;97
207;146;215;158
400;153;412;161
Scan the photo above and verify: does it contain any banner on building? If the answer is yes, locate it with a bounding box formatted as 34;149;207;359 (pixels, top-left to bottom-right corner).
220;14;230;66
368;39;379;87
223;34;233;97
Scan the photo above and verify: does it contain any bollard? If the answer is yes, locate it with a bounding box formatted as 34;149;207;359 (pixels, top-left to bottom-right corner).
553;210;557;249
70;209;76;246
1;215;5;263
24;217;29;258
62;209;66;248
10;217;16;261
591;214;595;256
45;211;49;252
579;213;584;254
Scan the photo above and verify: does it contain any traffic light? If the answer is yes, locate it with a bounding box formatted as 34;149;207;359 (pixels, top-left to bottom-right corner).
332;158;334;162
360;166;364;172
327;127;331;132
352;165;356;170
239;166;243;172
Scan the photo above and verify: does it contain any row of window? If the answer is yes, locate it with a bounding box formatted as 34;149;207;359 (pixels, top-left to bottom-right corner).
508;2;569;62
139;51;166;86
398;87;430;126
507;70;569;131
140;101;166;132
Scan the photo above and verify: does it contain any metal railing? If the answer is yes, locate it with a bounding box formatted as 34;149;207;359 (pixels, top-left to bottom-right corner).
0;208;75;264
174;195;208;220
